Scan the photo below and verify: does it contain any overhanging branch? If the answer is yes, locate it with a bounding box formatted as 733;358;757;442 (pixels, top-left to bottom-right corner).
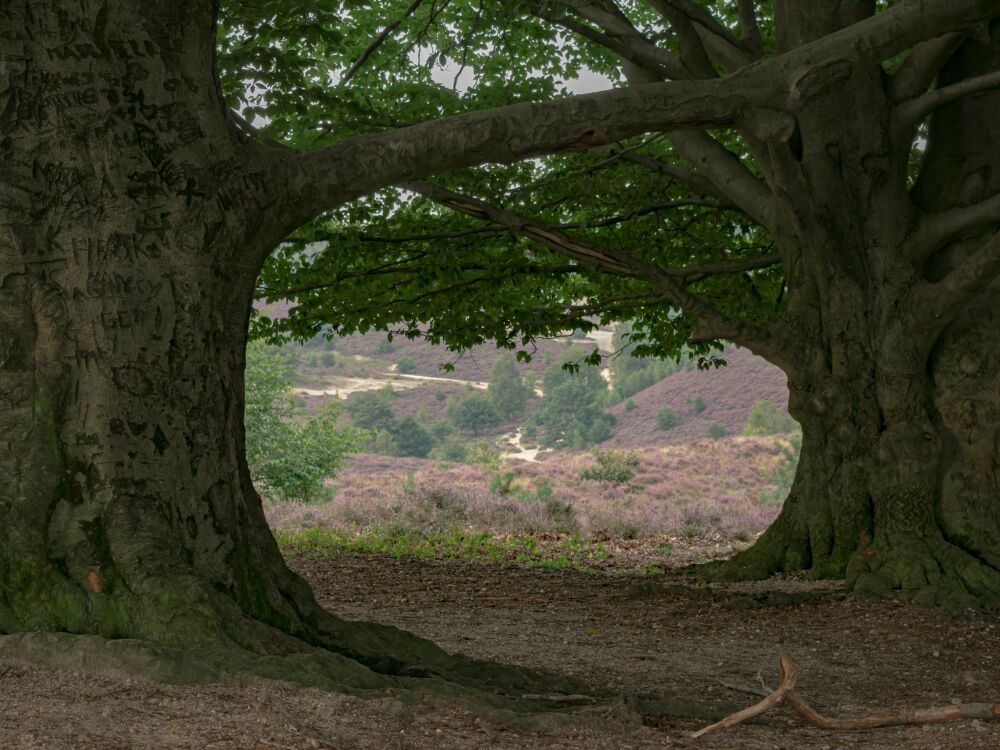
893;68;1000;131
913;190;1000;262
404;180;787;359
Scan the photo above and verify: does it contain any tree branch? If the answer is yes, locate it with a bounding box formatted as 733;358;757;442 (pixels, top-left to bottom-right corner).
738;0;765;58
404;180;786;359
341;0;428;85
621;152;729;201
913;190;1000;261
530;2;687;79
663;131;775;229
268;0;998;240
916;230;1000;329
893;68;1000;130
647;0;753;72
889;33;965;101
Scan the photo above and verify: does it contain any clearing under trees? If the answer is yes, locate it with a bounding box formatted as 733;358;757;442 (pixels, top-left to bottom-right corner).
2;0;999;720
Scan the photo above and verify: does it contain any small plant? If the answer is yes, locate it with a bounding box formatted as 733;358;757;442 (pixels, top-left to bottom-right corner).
625;399;636;412
656;407;679;430
693;394;706;415
707;422;727;439
760;433;801;506
489;471;518;495
434;391;447;402
744;399;799;435
396;356;417;374
428;439;467;462
579;448;640;485
320;351;336;367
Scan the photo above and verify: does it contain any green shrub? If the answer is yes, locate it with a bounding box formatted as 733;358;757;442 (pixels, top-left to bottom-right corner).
489;471;518;495
429;439;468;462
579;448;640;485
707;422;727;439
396;356;417;374
693;395;706;415
320;351;336;367
244;341;365;502
760;434;801;506
625;399;636;412
743;399;799;435
656;407;678;430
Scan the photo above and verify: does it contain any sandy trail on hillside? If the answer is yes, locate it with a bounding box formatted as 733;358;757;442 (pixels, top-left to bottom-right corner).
2;552;998;750
296;372;489;399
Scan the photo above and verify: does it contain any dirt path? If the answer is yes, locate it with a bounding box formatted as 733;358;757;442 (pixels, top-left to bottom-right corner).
1;554;998;749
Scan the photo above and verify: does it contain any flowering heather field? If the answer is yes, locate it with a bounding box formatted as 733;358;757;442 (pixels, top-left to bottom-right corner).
264;437;790;569
606;347;791;447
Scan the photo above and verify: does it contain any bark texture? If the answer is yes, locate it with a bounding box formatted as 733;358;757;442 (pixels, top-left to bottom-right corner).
715;19;1000;607
0;2;579;699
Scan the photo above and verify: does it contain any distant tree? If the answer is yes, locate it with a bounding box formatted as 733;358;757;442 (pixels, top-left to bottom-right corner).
693;395;707;415
244;342;364;502
321;351;336;368
488;354;530;421
708;423;727;440
396;356;417;374
625;399;637;412
428;420;454;442
345;392;396;431
657;407;679;431
744;400;799;436
429;440;468;463
389;416;434;458
447;393;501;436
534;352;615;448
376;337;395;355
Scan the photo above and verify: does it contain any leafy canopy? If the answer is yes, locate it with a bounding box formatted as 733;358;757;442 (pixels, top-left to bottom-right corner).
217;2;783;369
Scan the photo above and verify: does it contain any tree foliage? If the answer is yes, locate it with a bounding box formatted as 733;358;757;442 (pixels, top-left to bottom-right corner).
446;392;501;436
244;342;365;502
530;350;615;448
744;400;799;436
488;354;530;421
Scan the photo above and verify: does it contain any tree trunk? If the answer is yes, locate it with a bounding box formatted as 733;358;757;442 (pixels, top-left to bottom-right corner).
0;1;572;699
713;28;1000;606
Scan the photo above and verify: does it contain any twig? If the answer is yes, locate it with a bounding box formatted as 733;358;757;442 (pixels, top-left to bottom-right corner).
692;656;797;739
694;655;1000;739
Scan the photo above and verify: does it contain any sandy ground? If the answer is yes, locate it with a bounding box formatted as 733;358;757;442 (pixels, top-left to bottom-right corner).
2;552;999;749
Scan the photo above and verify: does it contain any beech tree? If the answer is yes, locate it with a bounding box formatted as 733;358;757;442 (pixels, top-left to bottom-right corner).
257;2;1000;607
3;0;999;697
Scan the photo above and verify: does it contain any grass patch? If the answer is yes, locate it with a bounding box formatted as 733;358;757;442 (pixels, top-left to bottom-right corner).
276;526;611;570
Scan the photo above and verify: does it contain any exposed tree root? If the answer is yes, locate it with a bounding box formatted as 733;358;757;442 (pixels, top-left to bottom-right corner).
693;655;1000;739
0;627;740;731
846;533;1000;608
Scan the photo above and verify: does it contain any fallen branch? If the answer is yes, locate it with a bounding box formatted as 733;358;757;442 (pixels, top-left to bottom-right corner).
691;656;797;739
694;656;1000;739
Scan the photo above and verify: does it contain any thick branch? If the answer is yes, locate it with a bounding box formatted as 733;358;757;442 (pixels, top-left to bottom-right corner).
916;230;1000;328
271;0;999;237
532;3;687;79
913;190;1000;261
893;68;1000;129
889;33;965;101
404;180;786;359
665;131;775;229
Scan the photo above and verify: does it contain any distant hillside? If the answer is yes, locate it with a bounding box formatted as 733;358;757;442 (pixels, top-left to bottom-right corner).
605;347;790;447
256;299;612;380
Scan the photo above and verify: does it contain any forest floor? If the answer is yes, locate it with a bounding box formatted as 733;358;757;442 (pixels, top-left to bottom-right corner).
1;548;999;749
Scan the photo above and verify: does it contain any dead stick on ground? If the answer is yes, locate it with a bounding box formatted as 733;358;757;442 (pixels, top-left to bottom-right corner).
694;656;1000;739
